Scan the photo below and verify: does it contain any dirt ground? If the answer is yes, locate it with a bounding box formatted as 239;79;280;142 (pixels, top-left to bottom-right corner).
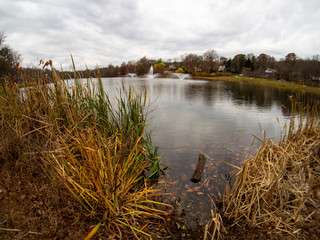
0;159;100;239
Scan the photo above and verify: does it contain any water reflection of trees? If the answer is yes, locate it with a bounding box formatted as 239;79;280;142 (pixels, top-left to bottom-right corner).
151;81;219;108
183;82;219;107
177;79;320;116
180;80;296;112
214;81;318;116
103;78;319;117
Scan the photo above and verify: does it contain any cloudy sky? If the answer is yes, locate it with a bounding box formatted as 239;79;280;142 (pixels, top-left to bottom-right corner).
1;0;319;69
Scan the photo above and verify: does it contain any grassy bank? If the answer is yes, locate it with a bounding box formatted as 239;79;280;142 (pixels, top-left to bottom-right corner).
205;98;320;239
195;75;320;95
0;63;171;239
3;66;320;239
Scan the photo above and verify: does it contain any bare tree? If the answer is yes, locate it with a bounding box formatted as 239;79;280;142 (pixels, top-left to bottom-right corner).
202;49;219;73
285;53;297;62
0;32;4;46
183;53;203;75
126;61;136;74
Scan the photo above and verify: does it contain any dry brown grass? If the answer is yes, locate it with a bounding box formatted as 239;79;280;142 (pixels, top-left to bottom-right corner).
206;99;320;239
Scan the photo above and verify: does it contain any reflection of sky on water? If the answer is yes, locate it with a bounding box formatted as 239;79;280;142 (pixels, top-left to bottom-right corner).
100;77;316;228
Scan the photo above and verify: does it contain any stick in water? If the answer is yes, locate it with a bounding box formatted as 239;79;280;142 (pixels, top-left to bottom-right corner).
191;154;206;183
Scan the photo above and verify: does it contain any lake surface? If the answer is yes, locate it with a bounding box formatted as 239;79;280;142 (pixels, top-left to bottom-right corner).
100;77;315;228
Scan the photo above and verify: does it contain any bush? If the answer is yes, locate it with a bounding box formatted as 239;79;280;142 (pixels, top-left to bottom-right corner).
175;67;185;73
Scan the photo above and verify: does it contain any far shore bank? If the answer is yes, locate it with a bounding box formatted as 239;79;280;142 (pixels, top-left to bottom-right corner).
193;75;320;95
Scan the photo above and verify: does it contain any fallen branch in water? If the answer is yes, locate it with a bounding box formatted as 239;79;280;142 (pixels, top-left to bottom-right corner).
191;154;206;183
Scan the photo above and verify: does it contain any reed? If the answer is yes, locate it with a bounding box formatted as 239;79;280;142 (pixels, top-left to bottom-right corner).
206;97;320;239
0;61;169;238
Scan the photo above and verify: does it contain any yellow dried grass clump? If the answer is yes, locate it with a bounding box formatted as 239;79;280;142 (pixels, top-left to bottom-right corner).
221;101;320;237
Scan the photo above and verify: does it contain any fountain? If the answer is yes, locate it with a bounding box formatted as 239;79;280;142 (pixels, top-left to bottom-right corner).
173;73;190;80
127;73;136;78
146;66;159;79
149;66;154;76
147;66;154;79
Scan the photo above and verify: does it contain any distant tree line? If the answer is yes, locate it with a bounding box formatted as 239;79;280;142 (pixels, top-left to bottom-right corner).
110;50;320;86
1;32;319;86
0;32;22;81
225;52;320;85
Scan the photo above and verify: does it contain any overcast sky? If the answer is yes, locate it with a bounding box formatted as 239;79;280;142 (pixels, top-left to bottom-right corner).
1;0;320;69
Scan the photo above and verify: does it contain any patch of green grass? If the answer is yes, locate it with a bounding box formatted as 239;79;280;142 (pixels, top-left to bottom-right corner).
196;75;320;95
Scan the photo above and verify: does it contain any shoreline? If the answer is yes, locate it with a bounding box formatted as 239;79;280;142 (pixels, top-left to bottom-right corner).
193;75;320;95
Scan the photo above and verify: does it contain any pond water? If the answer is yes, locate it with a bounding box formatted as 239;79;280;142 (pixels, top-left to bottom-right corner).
100;77;315;228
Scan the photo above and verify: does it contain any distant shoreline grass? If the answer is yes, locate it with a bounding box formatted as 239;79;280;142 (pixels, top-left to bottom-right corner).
194;75;320;95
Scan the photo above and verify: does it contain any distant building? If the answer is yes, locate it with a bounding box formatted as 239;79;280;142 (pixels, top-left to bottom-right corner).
265;68;276;74
265;68;277;79
218;65;226;72
168;64;176;71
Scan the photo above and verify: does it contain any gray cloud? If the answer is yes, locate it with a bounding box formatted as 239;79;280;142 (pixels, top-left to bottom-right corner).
1;0;319;69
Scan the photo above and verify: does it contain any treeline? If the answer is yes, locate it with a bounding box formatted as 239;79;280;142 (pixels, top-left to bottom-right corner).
97;51;320;86
224;52;320;85
18;51;320;88
1;31;320;86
